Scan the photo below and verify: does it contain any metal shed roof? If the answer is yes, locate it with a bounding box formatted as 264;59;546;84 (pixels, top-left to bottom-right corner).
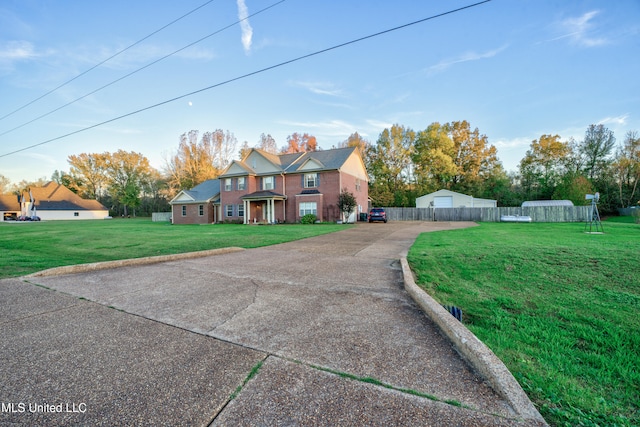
521;200;574;207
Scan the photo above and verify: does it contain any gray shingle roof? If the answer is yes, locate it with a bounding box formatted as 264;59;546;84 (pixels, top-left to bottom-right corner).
181;179;220;203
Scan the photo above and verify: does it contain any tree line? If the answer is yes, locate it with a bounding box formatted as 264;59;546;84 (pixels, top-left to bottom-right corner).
2;122;638;216
359;122;639;213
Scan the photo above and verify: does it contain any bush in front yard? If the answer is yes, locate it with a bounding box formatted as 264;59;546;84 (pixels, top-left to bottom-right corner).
301;214;317;224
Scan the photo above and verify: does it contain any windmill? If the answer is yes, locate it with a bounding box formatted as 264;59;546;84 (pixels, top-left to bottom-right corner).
584;192;603;233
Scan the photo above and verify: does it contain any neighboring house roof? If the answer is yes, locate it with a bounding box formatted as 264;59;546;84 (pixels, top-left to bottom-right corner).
0;194;20;211
220;147;364;177
170;179;220;204
7;182;108;211
522;200;574;207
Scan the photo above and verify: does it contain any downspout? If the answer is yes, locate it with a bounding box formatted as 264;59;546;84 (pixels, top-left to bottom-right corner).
281;172;286;222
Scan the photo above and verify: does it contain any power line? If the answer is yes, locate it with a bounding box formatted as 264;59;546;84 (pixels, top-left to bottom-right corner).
0;0;492;159
0;0;218;123
0;0;286;138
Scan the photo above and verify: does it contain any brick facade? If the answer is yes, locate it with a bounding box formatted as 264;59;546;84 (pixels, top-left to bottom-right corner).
218;147;369;224
171;203;214;225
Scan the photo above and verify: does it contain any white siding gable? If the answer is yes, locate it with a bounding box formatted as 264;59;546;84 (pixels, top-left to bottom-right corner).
225;162;251;176
246;151;280;174
340;152;368;181
299;158;324;171
172;192;195;203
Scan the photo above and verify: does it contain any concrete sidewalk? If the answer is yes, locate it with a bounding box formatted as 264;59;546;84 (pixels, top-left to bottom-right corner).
1;222;546;426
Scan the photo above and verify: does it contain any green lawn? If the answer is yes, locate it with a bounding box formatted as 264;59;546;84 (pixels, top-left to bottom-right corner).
407;221;640;427
0;218;349;279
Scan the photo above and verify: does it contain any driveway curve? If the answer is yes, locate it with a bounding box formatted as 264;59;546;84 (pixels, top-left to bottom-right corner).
1;221;544;426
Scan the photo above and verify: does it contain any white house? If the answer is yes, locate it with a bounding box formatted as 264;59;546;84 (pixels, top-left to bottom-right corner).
1;182;109;220
416;189;497;208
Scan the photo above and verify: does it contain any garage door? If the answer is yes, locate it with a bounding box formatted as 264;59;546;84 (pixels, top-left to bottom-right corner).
433;196;453;208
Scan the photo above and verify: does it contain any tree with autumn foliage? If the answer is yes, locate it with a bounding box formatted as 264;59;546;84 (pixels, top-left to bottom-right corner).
519;134;572;200
67;152;109;199
164;129;237;197
281;132;317;153
366;124;416;206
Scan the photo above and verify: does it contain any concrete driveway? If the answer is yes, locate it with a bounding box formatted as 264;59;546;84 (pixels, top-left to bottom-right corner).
1;221;543;426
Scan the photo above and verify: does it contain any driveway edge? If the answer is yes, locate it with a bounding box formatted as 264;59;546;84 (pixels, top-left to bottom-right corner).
25;247;246;278
400;257;547;425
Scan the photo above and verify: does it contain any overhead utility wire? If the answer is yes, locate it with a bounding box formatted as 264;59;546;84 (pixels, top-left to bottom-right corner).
0;0;491;159
0;0;217;123
0;0;286;138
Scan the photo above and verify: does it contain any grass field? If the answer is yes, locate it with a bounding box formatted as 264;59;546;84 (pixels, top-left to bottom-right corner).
408;220;639;427
0;218;349;279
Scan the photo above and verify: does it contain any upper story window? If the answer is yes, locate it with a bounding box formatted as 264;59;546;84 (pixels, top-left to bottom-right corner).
263;176;275;190
305;173;318;188
224;178;232;191
355;178;361;192
237;177;246;190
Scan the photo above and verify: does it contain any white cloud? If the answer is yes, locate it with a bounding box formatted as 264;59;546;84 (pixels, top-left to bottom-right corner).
291;81;343;97
598;114;628;126
237;0;253;55
429;45;508;73
0;40;36;61
555;10;608;47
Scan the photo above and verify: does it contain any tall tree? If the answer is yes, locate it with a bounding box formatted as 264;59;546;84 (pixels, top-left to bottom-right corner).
105;150;153;216
281;132;317;153
238;141;251;160
67;152;109;199
258;133;278;154
447;120;501;192
164;131;218;197
519;134;572;199
612;130;640;207
412;122;457;193
367;124;415;206
339;132;369;158
579;124;615;180
0;174;11;194
206;129;237;171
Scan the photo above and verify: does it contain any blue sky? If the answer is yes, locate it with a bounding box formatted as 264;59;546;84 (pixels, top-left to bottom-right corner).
1;0;639;185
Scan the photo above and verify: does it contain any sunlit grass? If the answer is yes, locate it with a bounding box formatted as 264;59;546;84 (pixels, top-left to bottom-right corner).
408;221;639;427
0;218;349;278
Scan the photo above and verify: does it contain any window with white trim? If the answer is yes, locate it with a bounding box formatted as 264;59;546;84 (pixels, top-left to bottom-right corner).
299;202;317;217
224;178;232;191
237;177;246;190
355;178;361;192
304;173;318;188
225;204;234;217
181;205;187;216
238;203;244;217
263;176;274;190
198;204;204;216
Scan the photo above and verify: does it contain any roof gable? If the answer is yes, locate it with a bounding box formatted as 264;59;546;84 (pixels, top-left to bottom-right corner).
298;158;325;171
245;150;282;174
170;179;220;204
20;182;108;211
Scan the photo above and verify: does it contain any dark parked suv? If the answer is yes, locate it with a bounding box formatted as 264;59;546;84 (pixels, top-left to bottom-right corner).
368;207;387;223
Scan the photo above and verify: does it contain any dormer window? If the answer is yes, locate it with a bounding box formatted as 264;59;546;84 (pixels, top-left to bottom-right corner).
305;173;318;188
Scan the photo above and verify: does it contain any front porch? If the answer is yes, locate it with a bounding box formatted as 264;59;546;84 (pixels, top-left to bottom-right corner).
241;191;287;224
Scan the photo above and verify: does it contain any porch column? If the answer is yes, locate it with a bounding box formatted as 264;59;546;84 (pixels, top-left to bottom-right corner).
270;199;275;223
244;200;249;224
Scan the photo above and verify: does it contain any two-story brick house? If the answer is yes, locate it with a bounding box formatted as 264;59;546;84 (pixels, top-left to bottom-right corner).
219;146;368;224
